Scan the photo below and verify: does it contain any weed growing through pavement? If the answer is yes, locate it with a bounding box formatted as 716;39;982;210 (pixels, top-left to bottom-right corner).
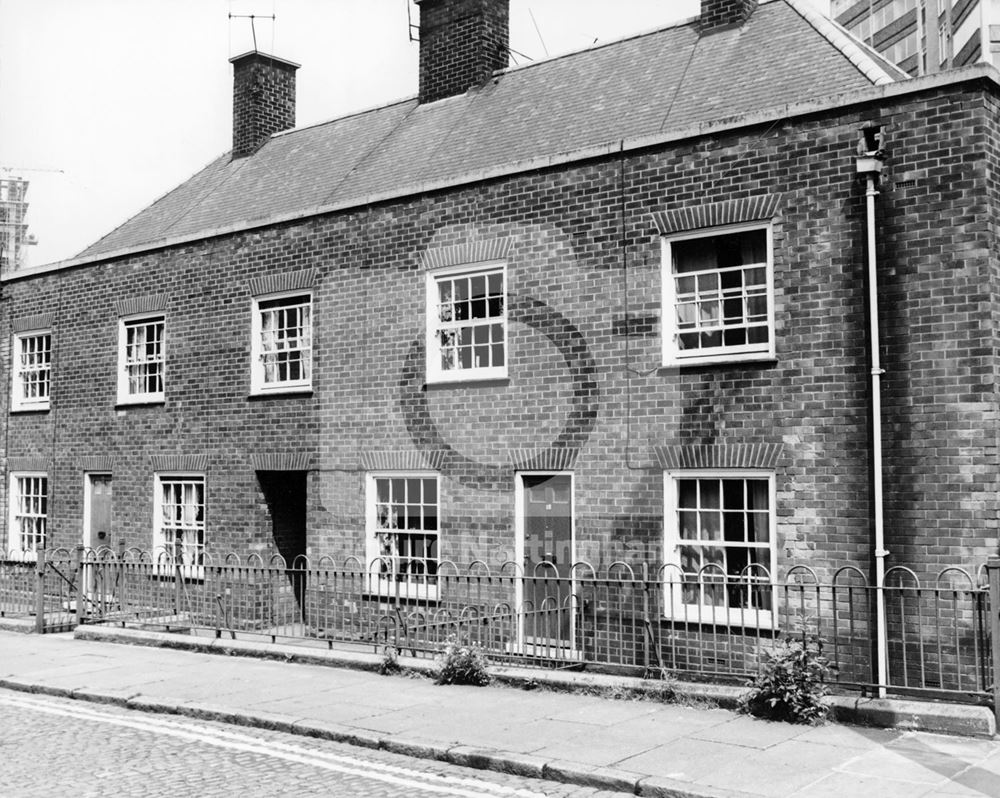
434;635;492;686
378;645;402;675
739;635;834;724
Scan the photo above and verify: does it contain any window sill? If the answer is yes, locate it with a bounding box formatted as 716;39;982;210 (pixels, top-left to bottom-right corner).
424;377;511;390
149;568;205;583
115;399;165;410
10;406;50;415
662;610;776;631
362;589;440;605
363;577;440;603
661;355;778;371
247;388;314;401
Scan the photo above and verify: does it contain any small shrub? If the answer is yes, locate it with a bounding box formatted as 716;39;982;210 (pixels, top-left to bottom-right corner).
435;636;491;686
739;636;834;724
378;645;402;676
649;667;679;703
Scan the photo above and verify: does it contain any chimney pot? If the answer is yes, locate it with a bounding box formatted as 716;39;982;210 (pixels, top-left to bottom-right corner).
230;51;300;158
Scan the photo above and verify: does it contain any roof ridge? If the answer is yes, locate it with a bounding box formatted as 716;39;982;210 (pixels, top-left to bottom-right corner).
498;13;701;78
783;0;899;86
271;96;418;140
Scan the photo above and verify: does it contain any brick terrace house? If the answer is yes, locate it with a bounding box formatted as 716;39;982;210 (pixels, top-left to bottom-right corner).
3;0;1000;659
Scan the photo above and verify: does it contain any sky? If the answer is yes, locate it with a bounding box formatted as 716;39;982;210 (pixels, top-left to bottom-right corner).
0;0;829;268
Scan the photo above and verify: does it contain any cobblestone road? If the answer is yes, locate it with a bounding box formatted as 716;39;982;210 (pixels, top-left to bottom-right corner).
0;691;630;797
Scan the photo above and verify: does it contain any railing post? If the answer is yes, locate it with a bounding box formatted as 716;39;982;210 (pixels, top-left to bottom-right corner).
74;544;85;628
174;562;183;616
987;556;1000;729
34;551;46;634
641;562;651;672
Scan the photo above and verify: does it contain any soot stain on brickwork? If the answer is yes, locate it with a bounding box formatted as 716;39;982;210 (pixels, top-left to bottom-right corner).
399;294;600;486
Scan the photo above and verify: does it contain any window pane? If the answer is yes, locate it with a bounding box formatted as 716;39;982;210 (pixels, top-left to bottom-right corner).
700;481;720;509
746;480;769;511
722;480;744;510
678;511;698;539
748;512;770;543
700;512;721;541
678;480;697;508
724;512;745;542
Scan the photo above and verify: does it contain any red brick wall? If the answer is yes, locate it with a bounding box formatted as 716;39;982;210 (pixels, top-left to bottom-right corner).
2;81;997;583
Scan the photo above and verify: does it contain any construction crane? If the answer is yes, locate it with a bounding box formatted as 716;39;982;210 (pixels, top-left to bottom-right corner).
0;167;60;272
0;166;64;176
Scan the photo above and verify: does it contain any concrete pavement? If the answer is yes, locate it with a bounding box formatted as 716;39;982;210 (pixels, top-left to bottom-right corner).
2;630;1000;797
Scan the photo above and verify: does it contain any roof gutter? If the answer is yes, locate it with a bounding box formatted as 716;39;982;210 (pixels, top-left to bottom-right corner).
7;64;1000;284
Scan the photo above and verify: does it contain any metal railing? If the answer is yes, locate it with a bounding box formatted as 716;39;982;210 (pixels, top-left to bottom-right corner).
1;548;79;632
2;547;997;714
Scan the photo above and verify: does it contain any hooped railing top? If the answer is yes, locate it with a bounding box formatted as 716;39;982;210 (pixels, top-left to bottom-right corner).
1;548;991;591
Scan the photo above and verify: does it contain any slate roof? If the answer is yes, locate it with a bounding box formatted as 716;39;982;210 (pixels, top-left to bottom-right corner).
76;0;903;264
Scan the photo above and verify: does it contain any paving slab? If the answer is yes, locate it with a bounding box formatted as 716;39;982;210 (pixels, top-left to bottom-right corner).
793;719;901;749
614;737;756;783
545;699;662;726
939;766;1000;797
699;741;857;796
787;771;940;798
688;715;811;750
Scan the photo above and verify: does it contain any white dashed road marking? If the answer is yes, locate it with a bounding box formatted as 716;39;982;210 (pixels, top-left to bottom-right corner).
0;693;547;798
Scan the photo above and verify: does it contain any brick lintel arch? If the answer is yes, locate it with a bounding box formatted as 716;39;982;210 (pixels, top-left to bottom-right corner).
654;443;783;470
650;194;781;235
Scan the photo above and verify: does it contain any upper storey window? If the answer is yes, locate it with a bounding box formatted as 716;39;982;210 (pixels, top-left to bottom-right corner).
251;292;313;394
118;315;165;404
662;225;774;365
426;263;506;383
12;330;51;412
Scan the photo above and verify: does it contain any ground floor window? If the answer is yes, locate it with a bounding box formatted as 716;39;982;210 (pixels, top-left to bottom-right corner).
664;471;775;625
365;473;438;598
9;473;47;554
154;474;205;567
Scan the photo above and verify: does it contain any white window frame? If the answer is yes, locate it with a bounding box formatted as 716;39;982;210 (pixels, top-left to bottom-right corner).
153;473;206;577
661;222;775;367
11;329;52;412
117;314;165;405
365;472;440;600
663;470;777;628
250;290;313;395
8;472;47;558
425;261;507;384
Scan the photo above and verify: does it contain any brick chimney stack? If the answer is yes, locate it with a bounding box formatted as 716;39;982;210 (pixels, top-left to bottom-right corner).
700;0;758;32
417;0;509;104
230;51;300;158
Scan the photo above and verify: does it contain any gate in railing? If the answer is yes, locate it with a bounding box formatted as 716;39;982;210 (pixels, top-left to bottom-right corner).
4;547;998;717
1;548;82;632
